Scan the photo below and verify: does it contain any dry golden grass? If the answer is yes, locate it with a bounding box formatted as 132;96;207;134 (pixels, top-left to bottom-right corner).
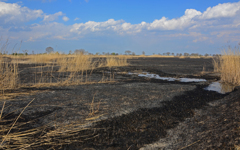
235;144;240;150
0;53;131;92
0;53;131;99
0;56;19;91
106;56;128;67
213;48;240;85
213;55;221;72
147;55;175;58
26;54;129;69
0;95;103;149
116;55;211;59
27;54;129;86
97;54;132;58
0;40;19;91
1;52;212;91
0;45;132;148
57;54;93;72
27;54;63;63
55;55;128;85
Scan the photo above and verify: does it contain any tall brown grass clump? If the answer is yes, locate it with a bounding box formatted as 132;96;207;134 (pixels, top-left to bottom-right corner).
55;54;96;85
0;42;19;90
57;54;93;72
0;61;18;90
212;55;221;72
106;56;128;67
213;48;240;85
29;53;62;63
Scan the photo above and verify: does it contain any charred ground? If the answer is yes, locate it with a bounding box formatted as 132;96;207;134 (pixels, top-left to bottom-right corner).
1;57;239;150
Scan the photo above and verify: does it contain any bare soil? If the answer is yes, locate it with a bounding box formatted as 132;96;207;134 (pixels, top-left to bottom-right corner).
1;57;240;150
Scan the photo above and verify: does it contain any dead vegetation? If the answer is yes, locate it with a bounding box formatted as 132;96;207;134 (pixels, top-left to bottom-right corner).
106;56;128;67
0;51;130;149
0;98;102;150
0;46;233;149
0;41;19;91
0;59;19;91
1;53;129;89
213;47;240;85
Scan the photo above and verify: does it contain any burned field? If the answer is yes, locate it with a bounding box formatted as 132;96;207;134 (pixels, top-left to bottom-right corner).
1;57;240;149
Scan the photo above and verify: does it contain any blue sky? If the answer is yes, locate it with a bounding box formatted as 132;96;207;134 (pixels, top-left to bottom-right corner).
1;0;240;55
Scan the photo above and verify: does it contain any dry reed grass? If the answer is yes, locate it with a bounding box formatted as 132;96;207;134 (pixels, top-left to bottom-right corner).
0;43;132;149
0;53;130;91
0;99;35;147
213;48;240;85
0;39;19;92
57;54;93;72
106;56;128;67
27;54;129;69
55;55;127;85
0;60;18;90
0;53;130;148
0;55;18;91
147;55;175;58
0;95;102;149
27;54;63;63
213;55;221;72
15;54;129;87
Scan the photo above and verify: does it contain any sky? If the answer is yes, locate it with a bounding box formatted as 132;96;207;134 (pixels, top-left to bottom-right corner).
0;0;240;55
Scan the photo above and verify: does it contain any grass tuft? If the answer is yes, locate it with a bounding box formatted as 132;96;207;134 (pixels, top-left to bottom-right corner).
57;54;93;72
213;47;240;85
28;54;62;63
0;46;19;91
106;56;128;67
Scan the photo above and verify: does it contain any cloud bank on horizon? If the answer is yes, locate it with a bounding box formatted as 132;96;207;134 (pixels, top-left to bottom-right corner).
0;0;240;54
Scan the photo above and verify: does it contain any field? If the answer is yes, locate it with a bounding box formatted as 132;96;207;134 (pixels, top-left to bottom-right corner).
0;54;240;149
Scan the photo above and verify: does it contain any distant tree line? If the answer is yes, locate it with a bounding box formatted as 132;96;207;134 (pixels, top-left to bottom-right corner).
160;52;214;57
42;46;219;57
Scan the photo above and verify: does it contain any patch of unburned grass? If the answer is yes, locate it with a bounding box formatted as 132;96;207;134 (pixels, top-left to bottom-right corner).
28;54;63;63
0;57;19;91
0;54;131;93
106;56;128;67
57;54;93;72
213;55;221;72
213;48;240;85
0;40;18;91
24;54;129;87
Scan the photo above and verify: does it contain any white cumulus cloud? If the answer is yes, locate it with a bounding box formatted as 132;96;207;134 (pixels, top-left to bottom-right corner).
1;0;240;46
74;17;79;21
148;9;202;30
43;11;63;22
70;19;148;35
200;1;240;19
25;22;71;41
62;16;69;22
0;2;43;25
70;19;124;34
